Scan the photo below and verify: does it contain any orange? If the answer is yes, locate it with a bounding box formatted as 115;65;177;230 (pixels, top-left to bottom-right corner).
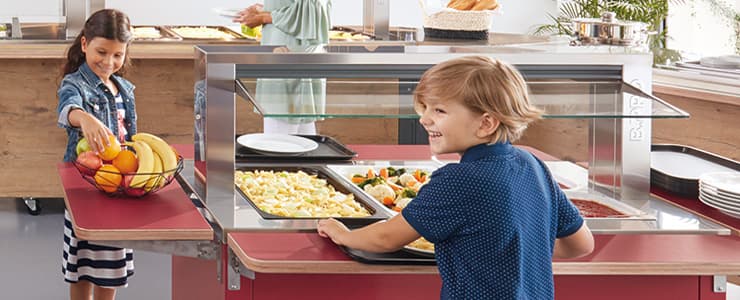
113;149;138;174
94;164;122;193
98;135;121;161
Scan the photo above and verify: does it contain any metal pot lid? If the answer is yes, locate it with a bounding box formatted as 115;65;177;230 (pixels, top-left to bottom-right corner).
572;12;647;27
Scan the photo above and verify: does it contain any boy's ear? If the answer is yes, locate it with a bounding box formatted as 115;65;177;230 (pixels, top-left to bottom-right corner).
477;113;499;138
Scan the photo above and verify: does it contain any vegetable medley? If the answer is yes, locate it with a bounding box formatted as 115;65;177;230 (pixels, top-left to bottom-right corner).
235;170;371;218
350;167;430;212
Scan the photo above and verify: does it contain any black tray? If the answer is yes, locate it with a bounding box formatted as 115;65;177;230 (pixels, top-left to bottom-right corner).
236;135;356;161
651;144;740;198
234;164;386;227
341;246;437;265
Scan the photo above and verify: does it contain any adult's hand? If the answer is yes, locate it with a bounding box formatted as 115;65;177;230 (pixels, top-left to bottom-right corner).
233;4;268;28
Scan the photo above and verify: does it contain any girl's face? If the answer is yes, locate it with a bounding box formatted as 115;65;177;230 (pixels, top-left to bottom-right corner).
417;98;493;155
81;36;127;81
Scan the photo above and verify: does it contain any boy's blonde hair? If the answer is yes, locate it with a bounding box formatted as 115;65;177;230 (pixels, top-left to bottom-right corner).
414;56;543;143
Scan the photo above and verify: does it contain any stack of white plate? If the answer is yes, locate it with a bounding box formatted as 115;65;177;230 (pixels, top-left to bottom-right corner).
699;172;740;219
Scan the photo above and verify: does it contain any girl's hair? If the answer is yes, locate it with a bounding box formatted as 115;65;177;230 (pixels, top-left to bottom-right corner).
62;9;133;76
413;56;543;143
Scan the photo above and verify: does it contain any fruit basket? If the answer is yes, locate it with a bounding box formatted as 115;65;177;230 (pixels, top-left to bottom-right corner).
74;155;184;198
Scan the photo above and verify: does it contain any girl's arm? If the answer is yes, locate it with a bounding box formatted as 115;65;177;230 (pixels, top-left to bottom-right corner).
318;214;421;253
67;109;113;153
553;223;594;259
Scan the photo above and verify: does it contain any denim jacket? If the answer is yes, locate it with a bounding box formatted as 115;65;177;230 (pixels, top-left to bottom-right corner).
57;62;137;162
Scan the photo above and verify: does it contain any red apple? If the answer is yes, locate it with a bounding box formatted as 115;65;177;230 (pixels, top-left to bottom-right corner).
76;151;103;176
122;175;147;197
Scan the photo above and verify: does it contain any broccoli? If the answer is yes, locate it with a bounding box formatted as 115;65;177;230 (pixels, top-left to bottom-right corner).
401;188;417;198
359;177;385;189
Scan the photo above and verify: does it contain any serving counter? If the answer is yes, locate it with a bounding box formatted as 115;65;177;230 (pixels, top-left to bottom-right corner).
58;144;740;300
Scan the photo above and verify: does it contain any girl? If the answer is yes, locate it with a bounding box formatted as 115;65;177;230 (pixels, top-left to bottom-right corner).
56;9;136;300
318;56;595;299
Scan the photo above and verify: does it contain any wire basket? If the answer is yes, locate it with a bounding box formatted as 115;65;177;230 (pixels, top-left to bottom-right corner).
74;155;184;198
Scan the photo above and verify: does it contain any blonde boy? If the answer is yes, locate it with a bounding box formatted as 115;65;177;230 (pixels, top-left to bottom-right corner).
318;56;594;299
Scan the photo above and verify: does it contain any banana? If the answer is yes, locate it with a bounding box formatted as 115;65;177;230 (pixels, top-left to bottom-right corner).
132;133;178;179
130;141;155;188
145;152;164;191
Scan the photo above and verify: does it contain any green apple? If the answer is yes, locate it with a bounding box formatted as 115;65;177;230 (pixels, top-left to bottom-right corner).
76;137;92;155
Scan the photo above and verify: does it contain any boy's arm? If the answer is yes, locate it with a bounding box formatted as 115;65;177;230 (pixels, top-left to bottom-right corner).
318;214;421;253
553;223;594;259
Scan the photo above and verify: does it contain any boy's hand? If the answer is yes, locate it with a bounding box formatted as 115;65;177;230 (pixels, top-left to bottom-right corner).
317;218;350;245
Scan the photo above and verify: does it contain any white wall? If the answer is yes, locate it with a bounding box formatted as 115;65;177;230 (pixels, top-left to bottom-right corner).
1;0;558;34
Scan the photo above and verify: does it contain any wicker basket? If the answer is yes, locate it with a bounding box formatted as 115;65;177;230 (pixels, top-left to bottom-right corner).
420;1;498;40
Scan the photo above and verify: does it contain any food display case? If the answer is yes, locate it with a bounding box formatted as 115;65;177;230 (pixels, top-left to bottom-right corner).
188;43;736;235
174;43;740;300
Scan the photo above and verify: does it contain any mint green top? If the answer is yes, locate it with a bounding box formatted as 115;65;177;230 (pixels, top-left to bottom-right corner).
256;0;331;124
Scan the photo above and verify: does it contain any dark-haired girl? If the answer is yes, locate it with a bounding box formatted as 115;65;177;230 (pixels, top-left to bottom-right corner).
56;9;136;300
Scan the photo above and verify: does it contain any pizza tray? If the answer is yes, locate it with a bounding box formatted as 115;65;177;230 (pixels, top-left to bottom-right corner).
651;144;740;199
234;164;387;227
236;134;356;161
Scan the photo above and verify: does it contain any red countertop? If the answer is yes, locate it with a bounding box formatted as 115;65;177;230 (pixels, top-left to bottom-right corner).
58;161;212;241
228;231;740;275
652;187;740;236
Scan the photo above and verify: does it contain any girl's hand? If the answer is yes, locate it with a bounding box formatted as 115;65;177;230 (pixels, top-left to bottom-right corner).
317;218;350;245
78;112;113;154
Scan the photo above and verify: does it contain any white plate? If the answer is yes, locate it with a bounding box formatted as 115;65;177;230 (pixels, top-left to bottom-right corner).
699;172;740;194
699;194;740;219
699;190;740;210
237;134;318;154
212;7;242;19
700;183;740;201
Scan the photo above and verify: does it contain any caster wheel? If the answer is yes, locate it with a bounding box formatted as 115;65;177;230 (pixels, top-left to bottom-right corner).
22;197;41;215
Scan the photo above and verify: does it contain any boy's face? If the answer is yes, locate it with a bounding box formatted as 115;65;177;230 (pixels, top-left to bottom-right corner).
81;36;127;81
417;98;493;155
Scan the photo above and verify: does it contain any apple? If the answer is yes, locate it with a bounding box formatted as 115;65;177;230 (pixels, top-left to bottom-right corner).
122;175;147;197
76;137;92;155
75;151;103;176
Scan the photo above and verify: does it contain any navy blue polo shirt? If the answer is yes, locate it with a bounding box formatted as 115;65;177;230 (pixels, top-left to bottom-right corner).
402;142;583;300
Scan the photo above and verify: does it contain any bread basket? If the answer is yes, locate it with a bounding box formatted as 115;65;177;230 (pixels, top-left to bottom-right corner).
419;0;499;40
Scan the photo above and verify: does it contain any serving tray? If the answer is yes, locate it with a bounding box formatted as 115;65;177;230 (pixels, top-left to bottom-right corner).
236;135;356;161
165;25;246;40
234;164;387;227
341;246;436;265
651;144;740;198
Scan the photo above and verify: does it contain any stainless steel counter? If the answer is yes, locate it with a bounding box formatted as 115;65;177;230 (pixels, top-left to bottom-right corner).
177;160;731;236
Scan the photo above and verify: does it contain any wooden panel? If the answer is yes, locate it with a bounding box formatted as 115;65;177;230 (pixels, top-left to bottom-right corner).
0;58;195;198
518;118;590;163
653;92;739;161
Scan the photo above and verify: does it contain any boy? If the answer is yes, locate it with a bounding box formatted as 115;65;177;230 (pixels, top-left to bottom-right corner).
318;56;594;299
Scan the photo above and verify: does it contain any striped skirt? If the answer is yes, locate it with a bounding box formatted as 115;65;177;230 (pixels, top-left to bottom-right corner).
62;210;134;287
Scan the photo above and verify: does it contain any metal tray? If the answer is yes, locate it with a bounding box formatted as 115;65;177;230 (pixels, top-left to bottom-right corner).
234;164;387;227
326;163;440;215
132;25;182;41
340;246;436;265
236;135;356;161
564;190;655;220
651;144;740;198
165;25;246;40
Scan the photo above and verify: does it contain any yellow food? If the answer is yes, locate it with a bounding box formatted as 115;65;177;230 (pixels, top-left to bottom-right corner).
171;27;234;39
129;140;154;188
407;237;435;252
447;0;477;10
132;133;177;179
235;170;370;218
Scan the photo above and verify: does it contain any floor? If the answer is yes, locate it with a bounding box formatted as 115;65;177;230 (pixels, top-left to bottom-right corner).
0;197;738;300
0;198;170;300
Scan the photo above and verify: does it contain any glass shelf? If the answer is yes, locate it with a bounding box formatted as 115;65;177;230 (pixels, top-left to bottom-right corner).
236;79;689;119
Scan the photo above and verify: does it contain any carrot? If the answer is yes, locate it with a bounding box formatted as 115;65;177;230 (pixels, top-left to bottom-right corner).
382;196;395;206
367;169;375;179
413;169;422;182
407;180;417;187
419;175;427;183
351;176;365;183
392;206;402;212
379;168;388;179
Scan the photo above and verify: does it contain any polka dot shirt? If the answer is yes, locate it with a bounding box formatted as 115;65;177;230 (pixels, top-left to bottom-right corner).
402;142;584;300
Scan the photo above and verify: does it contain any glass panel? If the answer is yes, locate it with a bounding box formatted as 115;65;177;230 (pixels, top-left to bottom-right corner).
236;79;689;119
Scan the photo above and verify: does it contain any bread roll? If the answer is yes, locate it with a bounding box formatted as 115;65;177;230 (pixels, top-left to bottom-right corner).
447;0;477;10
471;0;498;10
